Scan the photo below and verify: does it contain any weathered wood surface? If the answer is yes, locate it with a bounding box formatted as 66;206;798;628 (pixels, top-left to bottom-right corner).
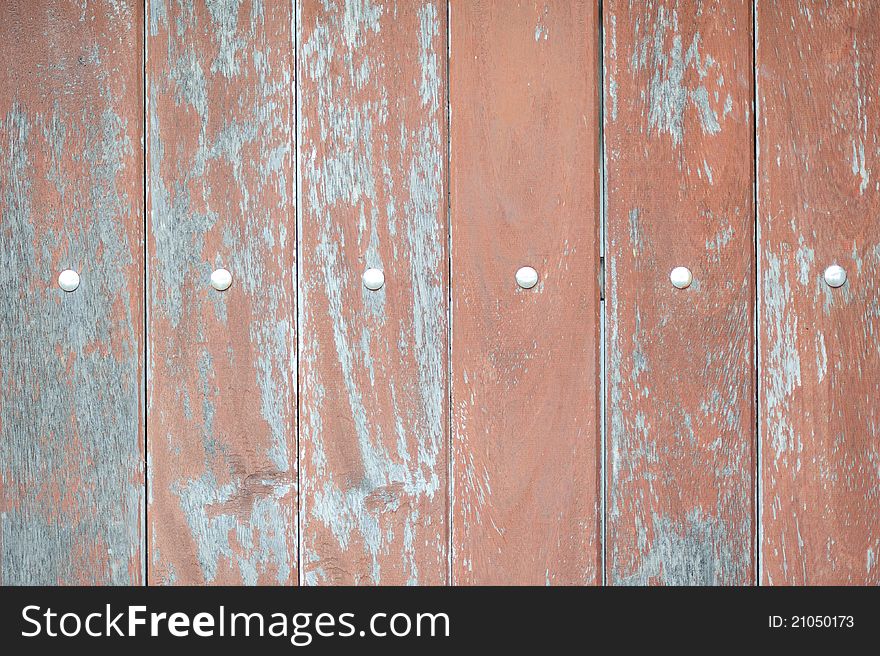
147;0;296;585
757;1;880;585
5;0;880;589
450;0;601;585
0;0;144;584
298;0;448;585
604;0;755;585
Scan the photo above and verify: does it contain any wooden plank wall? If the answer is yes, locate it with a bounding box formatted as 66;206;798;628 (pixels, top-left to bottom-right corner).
449;0;601;585
757;0;880;585
297;0;448;585
604;0;755;585
0;0;144;585
147;0;297;585
2;0;880;587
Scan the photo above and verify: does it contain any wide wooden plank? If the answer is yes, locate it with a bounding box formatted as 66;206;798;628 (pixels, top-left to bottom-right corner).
0;0;144;584
147;0;296;584
757;1;880;584
298;0;448;585
450;0;601;585
604;0;755;585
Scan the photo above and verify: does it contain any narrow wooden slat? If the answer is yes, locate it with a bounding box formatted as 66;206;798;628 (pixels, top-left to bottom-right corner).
449;0;601;585
604;0;755;585
298;0;448;585
757;1;880;584
147;0;296;584
0;0;144;584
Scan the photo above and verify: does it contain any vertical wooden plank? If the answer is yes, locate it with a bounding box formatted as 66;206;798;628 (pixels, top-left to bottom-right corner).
758;1;880;584
298;1;448;585
0;1;144;584
147;0;296;584
604;0;755;584
450;1;601;585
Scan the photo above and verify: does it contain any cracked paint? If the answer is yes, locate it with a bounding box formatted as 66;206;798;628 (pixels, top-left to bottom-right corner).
298;0;447;586
147;0;296;585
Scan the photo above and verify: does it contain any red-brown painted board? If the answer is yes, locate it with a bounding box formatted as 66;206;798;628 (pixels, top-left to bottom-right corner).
450;0;601;585
298;1;448;585
0;0;144;584
757;1;880;585
147;0;296;585
604;0;755;584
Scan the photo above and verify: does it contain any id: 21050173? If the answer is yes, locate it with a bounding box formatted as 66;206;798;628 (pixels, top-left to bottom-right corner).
769;616;855;629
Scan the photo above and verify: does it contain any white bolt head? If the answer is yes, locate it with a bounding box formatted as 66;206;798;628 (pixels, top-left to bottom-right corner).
670;266;693;289
823;264;847;288
363;268;385;291
515;266;539;289
58;269;80;292
210;268;232;291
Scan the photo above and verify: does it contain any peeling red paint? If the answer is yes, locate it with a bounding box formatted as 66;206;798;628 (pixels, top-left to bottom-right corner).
604;0;756;585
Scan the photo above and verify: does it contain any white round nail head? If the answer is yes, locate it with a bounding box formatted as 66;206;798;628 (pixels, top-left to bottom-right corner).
363;268;385;291
58;269;80;292
515;266;539;289
670;266;693;289
823;264;847;288
210;268;232;291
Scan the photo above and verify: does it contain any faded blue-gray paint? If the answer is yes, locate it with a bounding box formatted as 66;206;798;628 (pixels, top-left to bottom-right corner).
148;0;296;585
0;2;144;585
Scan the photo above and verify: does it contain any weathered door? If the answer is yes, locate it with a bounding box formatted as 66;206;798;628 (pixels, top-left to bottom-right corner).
1;0;878;586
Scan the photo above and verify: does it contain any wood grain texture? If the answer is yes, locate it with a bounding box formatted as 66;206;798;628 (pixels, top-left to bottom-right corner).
147;0;296;585
450;0;601;585
757;0;880;584
0;0;144;584
604;0;755;585
298;0;448;585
